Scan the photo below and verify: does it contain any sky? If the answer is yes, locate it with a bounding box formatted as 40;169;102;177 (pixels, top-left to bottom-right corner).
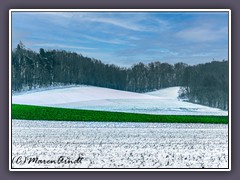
12;11;229;67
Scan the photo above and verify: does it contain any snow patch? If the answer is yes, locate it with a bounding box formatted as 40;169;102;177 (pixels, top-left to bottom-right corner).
146;87;180;100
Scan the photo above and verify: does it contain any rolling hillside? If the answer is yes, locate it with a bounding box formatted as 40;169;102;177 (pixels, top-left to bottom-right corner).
12;86;228;116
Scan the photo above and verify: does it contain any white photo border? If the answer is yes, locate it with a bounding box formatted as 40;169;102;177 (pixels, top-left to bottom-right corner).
9;9;231;171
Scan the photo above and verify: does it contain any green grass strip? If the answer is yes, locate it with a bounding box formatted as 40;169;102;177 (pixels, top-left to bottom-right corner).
12;104;228;124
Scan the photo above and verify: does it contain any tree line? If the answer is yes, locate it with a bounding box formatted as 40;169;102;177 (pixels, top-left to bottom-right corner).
12;42;228;110
179;61;228;110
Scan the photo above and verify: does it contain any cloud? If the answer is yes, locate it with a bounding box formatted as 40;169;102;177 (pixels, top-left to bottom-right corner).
74;13;154;31
176;26;227;42
79;34;126;45
27;12;167;32
84;16;145;31
22;12;145;31
34;43;96;50
75;13;170;32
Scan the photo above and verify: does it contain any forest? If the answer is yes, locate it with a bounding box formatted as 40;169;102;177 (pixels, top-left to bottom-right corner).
11;42;228;110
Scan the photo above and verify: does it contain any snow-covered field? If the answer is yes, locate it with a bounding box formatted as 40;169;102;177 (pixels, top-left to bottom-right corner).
11;86;229;169
12;86;227;116
12;120;228;169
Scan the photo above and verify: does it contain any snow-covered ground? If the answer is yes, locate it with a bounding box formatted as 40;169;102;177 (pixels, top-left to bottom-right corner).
146;87;180;99
12;120;228;168
12;86;228;116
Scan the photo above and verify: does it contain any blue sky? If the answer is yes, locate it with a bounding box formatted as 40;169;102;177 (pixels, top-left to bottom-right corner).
12;11;229;67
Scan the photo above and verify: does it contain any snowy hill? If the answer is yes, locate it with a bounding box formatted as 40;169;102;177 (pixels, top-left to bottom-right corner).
146;87;180;100
12;86;228;116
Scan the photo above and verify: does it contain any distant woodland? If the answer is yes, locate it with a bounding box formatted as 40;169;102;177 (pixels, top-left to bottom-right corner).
12;42;228;110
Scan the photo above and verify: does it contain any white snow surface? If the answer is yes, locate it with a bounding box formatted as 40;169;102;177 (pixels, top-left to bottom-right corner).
146;87;180;99
12;120;228;168
12;85;228;116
